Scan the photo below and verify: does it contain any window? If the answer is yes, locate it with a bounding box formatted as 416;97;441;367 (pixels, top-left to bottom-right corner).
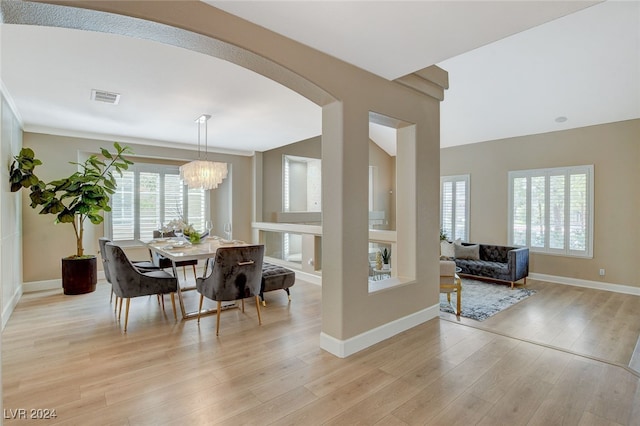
283;155;321;212
108;164;207;242
508;165;593;257
440;175;469;241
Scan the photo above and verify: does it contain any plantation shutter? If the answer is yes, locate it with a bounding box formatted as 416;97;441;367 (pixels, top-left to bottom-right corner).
139;172;160;241
441;180;453;240
440;175;469;241
111;171;135;241
187;188;206;233
164;174;184;223
508;165;592;257
109;165;209;242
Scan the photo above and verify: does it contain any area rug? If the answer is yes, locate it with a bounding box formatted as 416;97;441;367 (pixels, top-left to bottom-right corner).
440;278;536;321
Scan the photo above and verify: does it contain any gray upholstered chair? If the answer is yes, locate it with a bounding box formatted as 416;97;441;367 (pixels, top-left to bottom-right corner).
440;260;461;316
104;242;179;332
98;237;159;305
196;245;265;336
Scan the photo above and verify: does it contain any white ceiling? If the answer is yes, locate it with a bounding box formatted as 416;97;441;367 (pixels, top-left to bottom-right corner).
1;1;638;156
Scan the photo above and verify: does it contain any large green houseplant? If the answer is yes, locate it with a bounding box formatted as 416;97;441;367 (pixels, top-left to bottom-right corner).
10;142;133;294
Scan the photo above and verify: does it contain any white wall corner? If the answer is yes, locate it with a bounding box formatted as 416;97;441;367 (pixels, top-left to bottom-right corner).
320;305;439;358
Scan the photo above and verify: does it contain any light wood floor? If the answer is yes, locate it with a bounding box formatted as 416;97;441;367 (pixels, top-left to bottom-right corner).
3;277;640;425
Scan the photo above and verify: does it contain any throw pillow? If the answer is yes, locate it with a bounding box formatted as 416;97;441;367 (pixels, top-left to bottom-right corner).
440;240;455;259
454;242;480;260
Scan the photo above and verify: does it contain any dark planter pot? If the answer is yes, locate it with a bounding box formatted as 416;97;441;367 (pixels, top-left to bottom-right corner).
62;256;97;295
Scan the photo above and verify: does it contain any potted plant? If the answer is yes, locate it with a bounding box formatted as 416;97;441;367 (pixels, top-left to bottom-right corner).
380;248;391;270
10;142;133;295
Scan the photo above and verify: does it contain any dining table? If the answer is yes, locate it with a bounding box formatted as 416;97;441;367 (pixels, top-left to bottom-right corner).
144;236;248;320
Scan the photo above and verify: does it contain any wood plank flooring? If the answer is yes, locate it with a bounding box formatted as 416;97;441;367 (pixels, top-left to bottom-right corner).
3;277;640;425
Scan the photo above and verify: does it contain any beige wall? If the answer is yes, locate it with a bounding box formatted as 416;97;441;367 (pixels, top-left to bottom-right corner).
441;119;640;287
261;136;396;230
21;132;253;283
261;136;321;222
14;1;445;356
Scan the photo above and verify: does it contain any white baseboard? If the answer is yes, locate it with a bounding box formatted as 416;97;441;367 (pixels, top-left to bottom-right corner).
23;271;106;293
262;256;322;286
529;273;640;296
23;279;61;293
320;304;439;358
2;285;23;330
294;270;322;286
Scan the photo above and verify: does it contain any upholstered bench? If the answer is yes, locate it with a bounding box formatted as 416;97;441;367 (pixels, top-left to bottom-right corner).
260;263;295;306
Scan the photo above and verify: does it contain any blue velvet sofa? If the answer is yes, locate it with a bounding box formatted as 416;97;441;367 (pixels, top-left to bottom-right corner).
451;243;529;288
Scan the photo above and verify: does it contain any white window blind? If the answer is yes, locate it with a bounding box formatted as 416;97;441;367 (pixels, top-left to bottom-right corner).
109;164;207;242
111;170;135;241
139;172;161;241
187;188;206;233
440;175;470;241
508;165;593;257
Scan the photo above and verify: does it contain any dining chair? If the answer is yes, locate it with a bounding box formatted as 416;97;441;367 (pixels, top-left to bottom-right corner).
98;237;159;306
104;242;178;332
440;260;462;315
196;245;265;336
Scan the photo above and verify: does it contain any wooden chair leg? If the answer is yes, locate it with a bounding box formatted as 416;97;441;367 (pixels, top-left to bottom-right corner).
241;299;245;312
182;266;187;280
191;265;197;279
110;288;114;303
160;294;165;311
118;297;124;320
455;275;462;316
171;293;177;321
216;301;222;336
255;296;262;326
197;295;204;323
115;296;120;314
124;298;131;332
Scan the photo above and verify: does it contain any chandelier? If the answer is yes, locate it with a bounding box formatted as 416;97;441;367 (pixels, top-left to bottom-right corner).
179;114;228;190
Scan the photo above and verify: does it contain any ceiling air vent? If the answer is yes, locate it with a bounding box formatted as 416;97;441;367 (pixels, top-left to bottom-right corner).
90;89;121;105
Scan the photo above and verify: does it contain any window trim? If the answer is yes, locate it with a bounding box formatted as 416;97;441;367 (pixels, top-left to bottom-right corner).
440;174;470;242
282;154;322;213
508;165;594;258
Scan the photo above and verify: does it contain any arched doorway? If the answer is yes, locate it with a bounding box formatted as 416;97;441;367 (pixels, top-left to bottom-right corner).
2;0;446;359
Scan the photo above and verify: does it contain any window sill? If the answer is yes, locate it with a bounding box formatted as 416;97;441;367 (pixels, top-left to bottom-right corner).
529;248;593;259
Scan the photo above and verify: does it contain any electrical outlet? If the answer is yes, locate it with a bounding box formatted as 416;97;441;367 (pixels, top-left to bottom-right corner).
599;268;605;276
